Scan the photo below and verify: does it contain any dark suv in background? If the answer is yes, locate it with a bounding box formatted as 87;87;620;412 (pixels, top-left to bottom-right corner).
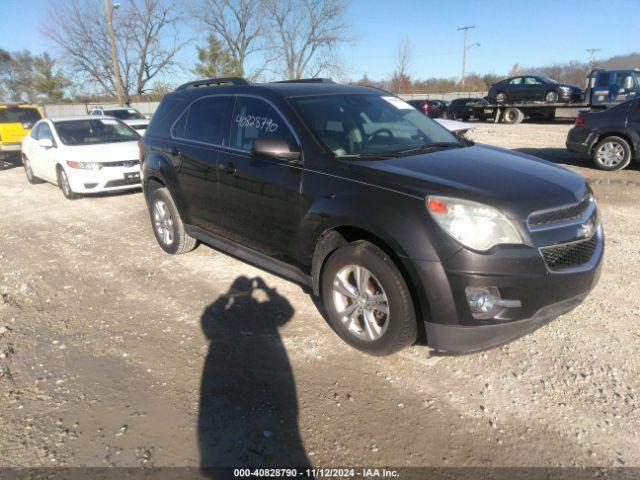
140;77;603;355
446;98;488;121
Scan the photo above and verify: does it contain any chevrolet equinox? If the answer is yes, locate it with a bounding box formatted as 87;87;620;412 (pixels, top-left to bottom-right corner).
140;77;604;355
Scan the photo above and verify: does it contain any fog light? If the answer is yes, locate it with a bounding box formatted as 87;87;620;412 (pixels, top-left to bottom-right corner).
465;286;522;319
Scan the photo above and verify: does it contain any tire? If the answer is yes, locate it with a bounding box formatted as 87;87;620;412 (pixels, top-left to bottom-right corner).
503;107;524;124
496;92;508;104
57;166;82;200
592;136;632;171
321;241;417;356
0;155;4;171
545;90;559;103
148;183;197;255
22;155;44;184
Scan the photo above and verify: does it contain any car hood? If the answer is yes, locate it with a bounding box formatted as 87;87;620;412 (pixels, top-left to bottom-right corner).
63;141;139;163
348;144;589;220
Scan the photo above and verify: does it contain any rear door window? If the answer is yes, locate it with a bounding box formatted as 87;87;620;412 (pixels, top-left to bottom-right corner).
182;96;232;145
230;97;296;152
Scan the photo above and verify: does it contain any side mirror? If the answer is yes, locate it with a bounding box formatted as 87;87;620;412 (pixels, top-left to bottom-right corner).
252;137;300;161
38;138;54;149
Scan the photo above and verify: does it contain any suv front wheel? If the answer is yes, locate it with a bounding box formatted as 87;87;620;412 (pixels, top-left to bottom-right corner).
148;183;197;254
321;241;417;356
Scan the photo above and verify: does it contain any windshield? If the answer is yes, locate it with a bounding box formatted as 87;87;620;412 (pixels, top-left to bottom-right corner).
55;119;140;146
0;107;42;124
103;108;145;120
290;94;461;157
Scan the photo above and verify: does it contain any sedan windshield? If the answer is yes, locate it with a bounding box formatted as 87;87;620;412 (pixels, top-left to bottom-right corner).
54;119;140;146
104;108;145;120
290;94;461;157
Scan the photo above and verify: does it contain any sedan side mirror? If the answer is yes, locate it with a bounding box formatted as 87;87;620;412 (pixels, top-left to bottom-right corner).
252;137;300;161
38;138;55;149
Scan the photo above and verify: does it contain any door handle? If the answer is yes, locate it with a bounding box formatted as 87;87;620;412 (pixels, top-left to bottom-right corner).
220;162;237;175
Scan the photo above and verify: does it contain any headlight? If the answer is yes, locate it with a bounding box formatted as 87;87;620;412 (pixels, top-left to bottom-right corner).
66;161;102;170
558;86;571;92
427;196;523;251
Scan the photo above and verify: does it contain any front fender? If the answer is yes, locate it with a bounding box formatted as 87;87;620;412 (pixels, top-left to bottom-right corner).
143;148;191;223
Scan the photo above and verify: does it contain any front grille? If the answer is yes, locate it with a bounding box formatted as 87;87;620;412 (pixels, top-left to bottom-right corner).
540;235;598;271
103;160;139;168
529;196;593;228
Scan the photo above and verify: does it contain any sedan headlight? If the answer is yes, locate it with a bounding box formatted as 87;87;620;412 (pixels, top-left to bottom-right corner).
66;161;102;170
427;196;523;251
558;86;572;92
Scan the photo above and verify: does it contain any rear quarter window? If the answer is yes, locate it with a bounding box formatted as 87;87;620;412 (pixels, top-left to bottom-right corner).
145;96;186;137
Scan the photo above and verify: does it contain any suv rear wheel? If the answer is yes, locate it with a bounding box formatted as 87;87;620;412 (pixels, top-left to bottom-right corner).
321;241;417;356
148;183;197;254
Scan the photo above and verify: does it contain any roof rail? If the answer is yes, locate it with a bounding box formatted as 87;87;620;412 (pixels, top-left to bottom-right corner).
175;77;249;91
271;78;335;84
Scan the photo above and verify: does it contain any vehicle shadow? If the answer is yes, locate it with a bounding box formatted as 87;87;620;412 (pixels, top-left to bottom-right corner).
198;276;310;475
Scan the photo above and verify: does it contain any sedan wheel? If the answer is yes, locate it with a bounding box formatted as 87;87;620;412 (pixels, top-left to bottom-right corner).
545;90;559;103
592;136;631;171
332;264;390;342
22;155;43;184
57;168;81;200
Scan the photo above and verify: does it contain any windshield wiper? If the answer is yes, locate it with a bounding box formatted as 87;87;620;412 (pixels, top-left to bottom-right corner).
391;142;462;156
336;152;397;159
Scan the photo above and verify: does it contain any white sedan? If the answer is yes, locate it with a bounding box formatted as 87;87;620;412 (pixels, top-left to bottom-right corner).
21;116;141;199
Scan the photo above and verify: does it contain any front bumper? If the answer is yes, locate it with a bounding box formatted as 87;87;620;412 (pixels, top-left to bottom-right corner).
66;165;141;193
412;226;604;353
424;293;588;353
0;143;21;153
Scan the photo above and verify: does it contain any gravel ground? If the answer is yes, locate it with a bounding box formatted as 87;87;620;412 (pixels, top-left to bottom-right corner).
0;122;639;473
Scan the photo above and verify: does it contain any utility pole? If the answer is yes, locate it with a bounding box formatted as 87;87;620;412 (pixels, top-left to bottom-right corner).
586;48;601;67
458;25;476;89
105;0;124;105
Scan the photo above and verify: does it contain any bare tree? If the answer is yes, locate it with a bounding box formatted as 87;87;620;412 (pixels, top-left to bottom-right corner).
42;0;190;103
191;0;265;79
390;38;413;93
265;0;349;80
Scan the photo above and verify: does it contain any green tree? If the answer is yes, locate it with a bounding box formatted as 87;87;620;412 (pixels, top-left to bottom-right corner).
0;50;35;102
193;35;240;78
32;53;70;103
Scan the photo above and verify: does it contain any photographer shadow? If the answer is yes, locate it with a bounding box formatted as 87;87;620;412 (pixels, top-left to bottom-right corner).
198;276;309;474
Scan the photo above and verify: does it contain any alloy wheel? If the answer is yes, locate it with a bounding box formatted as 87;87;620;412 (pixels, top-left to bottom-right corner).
596;141;625;168
332;265;389;341
60;170;71;196
153;199;175;246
